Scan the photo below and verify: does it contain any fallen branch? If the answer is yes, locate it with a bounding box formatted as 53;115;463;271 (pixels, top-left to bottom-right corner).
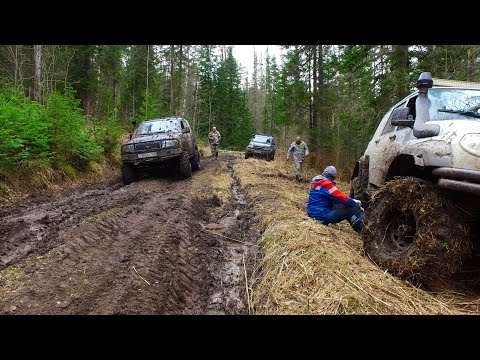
133;266;151;286
243;253;251;315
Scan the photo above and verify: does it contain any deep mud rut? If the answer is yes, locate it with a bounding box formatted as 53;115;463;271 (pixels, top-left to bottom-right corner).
0;153;262;314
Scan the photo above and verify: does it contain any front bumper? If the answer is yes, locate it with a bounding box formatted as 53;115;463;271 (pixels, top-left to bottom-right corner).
433;167;480;196
122;148;183;166
246;148;273;156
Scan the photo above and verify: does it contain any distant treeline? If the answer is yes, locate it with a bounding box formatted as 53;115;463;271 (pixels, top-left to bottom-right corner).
1;45;478;180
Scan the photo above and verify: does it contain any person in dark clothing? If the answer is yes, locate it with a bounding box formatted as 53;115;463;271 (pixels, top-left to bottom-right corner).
306;165;365;233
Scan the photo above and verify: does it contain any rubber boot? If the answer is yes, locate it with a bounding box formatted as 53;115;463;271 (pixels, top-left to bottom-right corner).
351;212;365;233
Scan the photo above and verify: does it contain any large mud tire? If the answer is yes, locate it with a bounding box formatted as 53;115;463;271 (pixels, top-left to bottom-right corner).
191;149;201;171
121;164;137;185
363;177;471;281
350;157;369;202
175;152;192;180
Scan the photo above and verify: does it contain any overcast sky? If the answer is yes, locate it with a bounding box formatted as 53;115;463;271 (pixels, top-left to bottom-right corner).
232;45;283;76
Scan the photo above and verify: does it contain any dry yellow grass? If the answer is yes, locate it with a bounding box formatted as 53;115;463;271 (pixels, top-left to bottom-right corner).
190;159;232;205
198;143;212;158
234;157;480;314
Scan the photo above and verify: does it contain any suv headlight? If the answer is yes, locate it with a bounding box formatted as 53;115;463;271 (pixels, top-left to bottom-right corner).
460;133;480;157
163;139;179;148
122;144;135;154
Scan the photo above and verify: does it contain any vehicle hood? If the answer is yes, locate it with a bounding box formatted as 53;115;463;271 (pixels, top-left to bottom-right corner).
434;119;480;142
403;119;480;171
127;132;180;144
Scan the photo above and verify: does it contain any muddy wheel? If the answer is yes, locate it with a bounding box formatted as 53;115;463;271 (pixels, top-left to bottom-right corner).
350;157;369;202
350;176;365;199
121;164;137;185
191;149;201;171
175;152;192;180
245;153;250;159
363;177;471;281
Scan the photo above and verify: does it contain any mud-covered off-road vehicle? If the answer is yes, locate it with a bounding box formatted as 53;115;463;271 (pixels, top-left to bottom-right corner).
351;72;480;281
121;117;200;184
245;133;275;161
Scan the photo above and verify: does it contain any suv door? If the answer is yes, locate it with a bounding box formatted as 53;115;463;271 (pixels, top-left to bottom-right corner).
367;94;416;186
180;120;193;155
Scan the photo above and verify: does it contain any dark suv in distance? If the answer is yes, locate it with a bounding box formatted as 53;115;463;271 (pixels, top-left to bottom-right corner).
120;116;200;184
245;133;275;161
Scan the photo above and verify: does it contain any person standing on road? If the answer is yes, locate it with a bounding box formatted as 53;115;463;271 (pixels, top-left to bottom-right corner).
286;136;309;181
208;126;221;160
306;165;365;233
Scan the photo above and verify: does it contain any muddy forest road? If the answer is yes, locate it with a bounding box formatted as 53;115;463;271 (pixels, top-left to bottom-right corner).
0;153;261;314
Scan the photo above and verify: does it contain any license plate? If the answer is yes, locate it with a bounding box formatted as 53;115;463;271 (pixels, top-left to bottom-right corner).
137;152;157;159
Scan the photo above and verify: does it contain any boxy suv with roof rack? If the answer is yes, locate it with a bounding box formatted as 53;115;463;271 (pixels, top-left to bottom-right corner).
245;133;276;161
120;116;200;184
351;72;480;281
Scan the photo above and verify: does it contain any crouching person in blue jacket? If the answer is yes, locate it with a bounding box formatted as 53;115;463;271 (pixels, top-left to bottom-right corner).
306;166;365;233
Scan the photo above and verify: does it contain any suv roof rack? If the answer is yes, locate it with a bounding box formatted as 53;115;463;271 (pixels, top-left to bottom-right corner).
433;78;480;89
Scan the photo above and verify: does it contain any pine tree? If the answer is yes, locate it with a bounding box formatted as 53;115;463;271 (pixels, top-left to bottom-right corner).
69;45;99;116
213;47;253;149
196;45;217;138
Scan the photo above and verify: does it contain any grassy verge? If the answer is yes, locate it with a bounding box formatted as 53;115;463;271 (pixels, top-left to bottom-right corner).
234;157;474;314
0;155;121;206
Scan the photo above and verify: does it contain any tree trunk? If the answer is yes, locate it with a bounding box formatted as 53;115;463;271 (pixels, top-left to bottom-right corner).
34;45;43;102
468;46;477;81
391;45;410;101
253;46;258;132
312;46;318;130
169;45;174;114
146;45;150;116
192;78;199;130
307;47;313;130
316;45;324;147
178;45;183;115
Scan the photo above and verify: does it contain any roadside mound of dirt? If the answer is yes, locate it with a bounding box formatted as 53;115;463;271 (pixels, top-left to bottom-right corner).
234;158;478;314
0;158;120;208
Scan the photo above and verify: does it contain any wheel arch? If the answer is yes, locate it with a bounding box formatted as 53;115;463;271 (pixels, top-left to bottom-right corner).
385;154;418;182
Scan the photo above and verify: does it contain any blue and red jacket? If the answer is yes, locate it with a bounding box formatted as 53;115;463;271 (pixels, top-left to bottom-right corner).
306;175;360;218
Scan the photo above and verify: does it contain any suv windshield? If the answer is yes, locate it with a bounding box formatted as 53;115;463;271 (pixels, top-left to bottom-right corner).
252;135;272;143
429;88;480;120
136;119;178;135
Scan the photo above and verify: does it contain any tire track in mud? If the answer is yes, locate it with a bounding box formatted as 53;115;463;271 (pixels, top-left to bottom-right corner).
0;179;144;270
0;154;262;314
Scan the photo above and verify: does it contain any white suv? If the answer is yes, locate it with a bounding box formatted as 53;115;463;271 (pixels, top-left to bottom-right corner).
351;72;480;281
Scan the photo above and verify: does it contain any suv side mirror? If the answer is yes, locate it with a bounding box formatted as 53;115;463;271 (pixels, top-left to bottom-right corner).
389;108;414;128
131;120;137;127
129;133;133;140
